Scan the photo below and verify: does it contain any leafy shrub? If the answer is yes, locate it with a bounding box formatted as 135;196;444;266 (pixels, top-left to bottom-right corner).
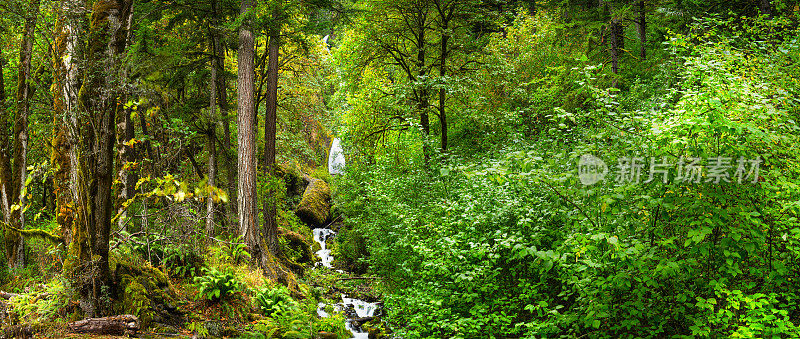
194;268;242;302
163;244;203;278
254;286;298;317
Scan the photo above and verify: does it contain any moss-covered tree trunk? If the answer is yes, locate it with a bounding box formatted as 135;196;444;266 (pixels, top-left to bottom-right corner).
60;0;134;318
1;0;40;269
51;1;82;249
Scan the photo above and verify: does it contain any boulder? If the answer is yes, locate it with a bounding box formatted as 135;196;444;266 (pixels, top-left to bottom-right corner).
276;162;312;200
113;263;182;328
295;179;331;228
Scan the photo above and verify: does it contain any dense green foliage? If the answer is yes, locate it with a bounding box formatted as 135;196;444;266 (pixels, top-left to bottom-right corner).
1;0;800;337
333;6;800;339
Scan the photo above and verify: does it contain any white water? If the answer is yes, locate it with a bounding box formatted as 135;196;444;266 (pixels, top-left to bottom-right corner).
312;227;380;338
313;228;336;268
342;294;379;318
328;138;346;175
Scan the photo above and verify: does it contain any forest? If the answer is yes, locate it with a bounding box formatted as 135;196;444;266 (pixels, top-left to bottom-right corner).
0;0;799;338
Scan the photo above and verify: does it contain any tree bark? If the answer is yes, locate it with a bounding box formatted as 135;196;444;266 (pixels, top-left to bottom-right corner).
237;0;264;267
760;0;773;18
206;14;220;241
0;30;11;253
67;314;139;335
638;0;646;60
264;24;281;259
434;0;452;152
52;0;80;250
116;8;136;231
64;0;134;317
3;0;40;269
606;1;621;88
415;2;430;161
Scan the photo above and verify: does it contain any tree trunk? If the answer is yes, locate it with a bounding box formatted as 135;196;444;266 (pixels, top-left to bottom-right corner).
4;0;40;269
52;1;80;249
116;8;136;231
438;23;449;152
638;0;646;60
221;65;237;231
237;0;264;267
206;20;219;241
761;0;773;18
416;6;430;161
264;25;281;258
63;0;134;318
0;32;11;239
607;1;620;88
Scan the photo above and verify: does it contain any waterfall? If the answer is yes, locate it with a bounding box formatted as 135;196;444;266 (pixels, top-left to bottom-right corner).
328;138;346;175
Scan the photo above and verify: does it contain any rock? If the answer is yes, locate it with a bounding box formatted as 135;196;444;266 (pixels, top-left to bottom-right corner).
362;317;388;339
113;262;182;328
296;179;331;227
279;227;313;263
316;331;338;339
276;162;312;201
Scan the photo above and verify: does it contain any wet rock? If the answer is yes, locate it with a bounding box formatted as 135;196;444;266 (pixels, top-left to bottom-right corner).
362;317;388;339
296;179;331;227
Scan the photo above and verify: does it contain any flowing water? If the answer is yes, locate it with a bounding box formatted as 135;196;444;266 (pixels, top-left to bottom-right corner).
312;227;380;338
328;138;346;175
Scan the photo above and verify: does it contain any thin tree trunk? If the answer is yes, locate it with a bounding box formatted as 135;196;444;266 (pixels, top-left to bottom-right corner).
206;18;219;241
607;1;620;88
5;0;40;269
0;38;10;223
264;24;281;258
638;0;646;60
211;0;234;232
221;67;237;230
761;0;772;18
416;5;430;161
437;17;449;152
117;8;136;231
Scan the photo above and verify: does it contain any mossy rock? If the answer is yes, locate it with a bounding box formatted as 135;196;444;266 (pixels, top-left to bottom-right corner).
113;263;182;329
279;227;313;264
295;179;331;228
362;317;388;339
276;162;312;201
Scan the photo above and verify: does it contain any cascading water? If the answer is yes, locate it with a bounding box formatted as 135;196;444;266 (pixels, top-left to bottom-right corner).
313;228;336;268
328;138;346;175
312;227;380;338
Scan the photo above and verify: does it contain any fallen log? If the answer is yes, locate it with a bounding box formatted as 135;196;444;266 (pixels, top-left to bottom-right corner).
335;276;378;281
67;314;139;335
1;324;32;339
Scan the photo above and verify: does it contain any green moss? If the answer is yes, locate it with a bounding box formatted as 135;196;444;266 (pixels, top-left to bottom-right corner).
276;162;311;203
121;278;155;326
113;263;177;330
362;317;388;338
295;179;331;227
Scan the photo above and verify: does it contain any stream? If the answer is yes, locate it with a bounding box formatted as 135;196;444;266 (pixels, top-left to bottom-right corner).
312;228;380;339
